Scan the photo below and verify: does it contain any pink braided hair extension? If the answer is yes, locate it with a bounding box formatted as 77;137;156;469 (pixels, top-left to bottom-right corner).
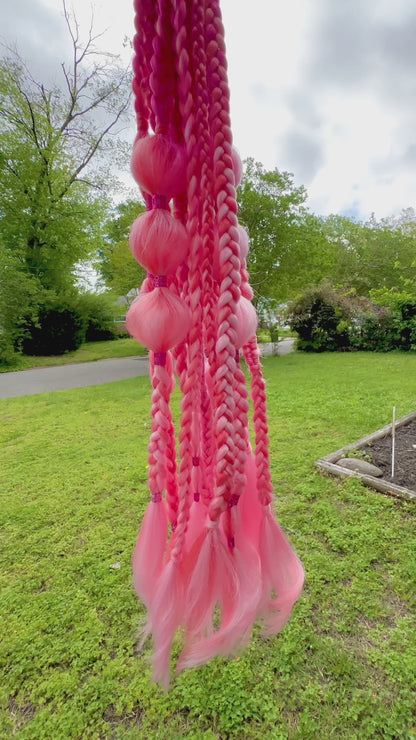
127;0;304;685
196;6;218;501
242;337;273;506
148;350;178;528
170;0;191;439
150;0;176;135
205;0;241;522
132;0;151;137
185;0;215;521
147;355;170;498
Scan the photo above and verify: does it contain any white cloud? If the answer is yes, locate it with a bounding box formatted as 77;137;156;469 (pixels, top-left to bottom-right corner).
1;0;415;220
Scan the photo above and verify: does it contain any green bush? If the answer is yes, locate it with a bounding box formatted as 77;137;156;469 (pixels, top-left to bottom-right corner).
350;304;399;352
77;292;118;343
368;289;416;351
289;284;416;353
288;283;352;352
20;292;119;357
397;298;416;350
22;298;86;356
0;246;41;365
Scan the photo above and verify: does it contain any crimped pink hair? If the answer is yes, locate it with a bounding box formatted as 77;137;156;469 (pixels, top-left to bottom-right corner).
127;0;304;688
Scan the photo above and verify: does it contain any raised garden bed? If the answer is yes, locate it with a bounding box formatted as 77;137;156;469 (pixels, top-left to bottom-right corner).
315;411;416;502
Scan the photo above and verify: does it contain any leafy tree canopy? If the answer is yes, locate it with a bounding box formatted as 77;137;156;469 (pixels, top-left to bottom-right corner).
98;199;146;299
0;2;131;358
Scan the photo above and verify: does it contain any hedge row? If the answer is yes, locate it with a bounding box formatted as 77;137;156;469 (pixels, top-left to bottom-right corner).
21;292;119;357
288;284;416;352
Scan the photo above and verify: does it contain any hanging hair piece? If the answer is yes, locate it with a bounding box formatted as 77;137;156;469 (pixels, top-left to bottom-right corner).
127;0;304;687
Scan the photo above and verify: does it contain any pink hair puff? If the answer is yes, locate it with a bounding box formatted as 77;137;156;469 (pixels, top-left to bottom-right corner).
126;0;304;687
131;134;187;197
125;287;191;351
129;208;190;275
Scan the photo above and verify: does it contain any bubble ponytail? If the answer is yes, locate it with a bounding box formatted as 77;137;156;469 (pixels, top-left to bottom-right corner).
127;0;304;687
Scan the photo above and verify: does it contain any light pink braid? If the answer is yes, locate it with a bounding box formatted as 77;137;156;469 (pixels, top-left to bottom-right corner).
132;0;155;136
205;0;241;521
242;337;273;506
150;0;176;135
221;236;252;545
147;351;178;528
146;355;170;502
167;0;196;564
207;0;248;509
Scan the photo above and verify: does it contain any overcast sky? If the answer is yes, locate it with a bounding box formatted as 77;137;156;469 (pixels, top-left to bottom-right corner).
1;0;416;220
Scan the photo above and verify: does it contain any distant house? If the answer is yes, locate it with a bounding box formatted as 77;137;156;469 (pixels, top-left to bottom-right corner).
115;288;140;310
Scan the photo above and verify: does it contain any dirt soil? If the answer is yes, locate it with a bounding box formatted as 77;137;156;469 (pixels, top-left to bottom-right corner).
363;419;416;490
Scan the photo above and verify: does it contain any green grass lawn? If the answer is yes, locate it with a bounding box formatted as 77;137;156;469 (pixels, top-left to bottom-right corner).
0;352;415;739
0;338;147;373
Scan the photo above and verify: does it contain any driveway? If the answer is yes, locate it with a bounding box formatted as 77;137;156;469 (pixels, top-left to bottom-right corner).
0;356;150;399
0;339;295;400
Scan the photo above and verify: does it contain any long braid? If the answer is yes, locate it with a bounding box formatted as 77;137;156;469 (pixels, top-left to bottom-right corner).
242;338;273;505
205;0;241;520
170;0;207;566
132;0;155;136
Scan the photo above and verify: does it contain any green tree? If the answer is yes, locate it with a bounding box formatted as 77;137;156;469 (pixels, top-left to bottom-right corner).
98;200;146;299
0;2;130;358
321;214;416;295
237;158;307;305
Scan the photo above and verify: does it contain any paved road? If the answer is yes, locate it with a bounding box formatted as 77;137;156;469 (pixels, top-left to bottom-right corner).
0;356;150;399
0;339;294;400
260;338;294;357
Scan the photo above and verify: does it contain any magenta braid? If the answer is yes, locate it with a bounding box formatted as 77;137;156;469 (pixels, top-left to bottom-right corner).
132;0;155;136
150;0;176;135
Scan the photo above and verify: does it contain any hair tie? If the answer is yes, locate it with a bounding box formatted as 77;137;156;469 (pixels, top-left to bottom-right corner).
154;274;167;288
153;352;166;366
152;194;169;210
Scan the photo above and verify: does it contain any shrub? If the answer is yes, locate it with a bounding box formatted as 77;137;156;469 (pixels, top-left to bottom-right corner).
351;307;399;352
22;298;86;356
288;283;352;352
77;292;118;342
0;247;41;365
288;284;416;353
396;298;416;350
369;289;416;351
